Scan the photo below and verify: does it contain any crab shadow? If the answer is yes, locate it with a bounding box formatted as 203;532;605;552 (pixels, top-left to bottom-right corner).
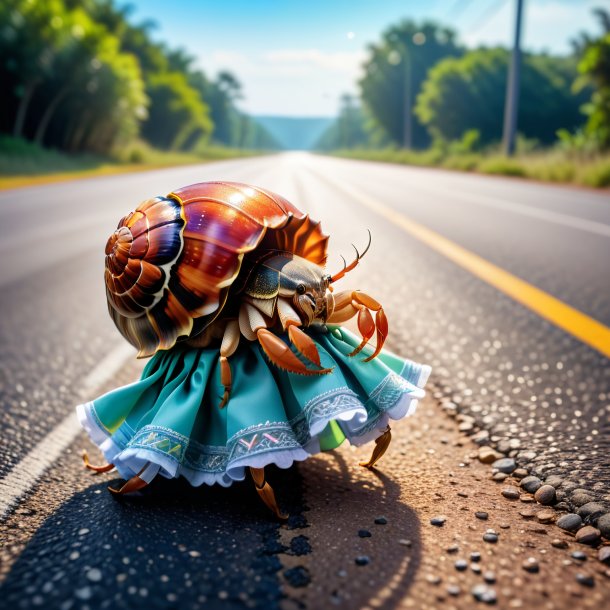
295;450;422;609
1;456;420;610
0;466;302;610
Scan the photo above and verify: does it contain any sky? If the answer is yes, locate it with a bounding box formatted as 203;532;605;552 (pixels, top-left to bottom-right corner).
127;0;609;118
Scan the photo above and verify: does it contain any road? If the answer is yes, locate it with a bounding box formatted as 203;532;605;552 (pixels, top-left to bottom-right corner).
0;153;609;609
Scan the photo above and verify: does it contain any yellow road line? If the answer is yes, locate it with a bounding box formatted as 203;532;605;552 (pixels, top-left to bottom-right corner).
313;170;610;359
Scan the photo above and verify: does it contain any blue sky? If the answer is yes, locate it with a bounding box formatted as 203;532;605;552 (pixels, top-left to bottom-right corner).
127;0;609;117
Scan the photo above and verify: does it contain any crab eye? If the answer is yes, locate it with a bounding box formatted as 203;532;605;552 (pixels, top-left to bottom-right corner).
296;283;306;295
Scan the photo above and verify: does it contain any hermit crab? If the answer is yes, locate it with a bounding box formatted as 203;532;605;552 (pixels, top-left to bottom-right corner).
96;181;392;516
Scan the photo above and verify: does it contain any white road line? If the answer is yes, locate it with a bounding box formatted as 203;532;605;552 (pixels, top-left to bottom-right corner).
0;342;135;519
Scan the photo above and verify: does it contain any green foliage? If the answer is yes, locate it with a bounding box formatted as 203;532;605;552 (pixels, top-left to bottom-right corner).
415;48;588;146
359;20;462;148
316;95;370;151
573;9;610;149
0;0;275;155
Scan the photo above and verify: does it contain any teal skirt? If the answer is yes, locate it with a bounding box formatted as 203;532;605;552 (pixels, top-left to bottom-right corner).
76;326;430;487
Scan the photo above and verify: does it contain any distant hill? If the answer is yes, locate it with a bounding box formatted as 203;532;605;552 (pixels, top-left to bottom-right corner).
253;115;334;150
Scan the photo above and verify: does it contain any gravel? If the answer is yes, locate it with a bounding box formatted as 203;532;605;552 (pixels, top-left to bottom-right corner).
598;547;610;564
430;516;446;527
577;503;606;521
520;476;543;494
596;513;610;539
536;510;556;524
358;529;371;538
557;514;583;532
478;447;501;464
522;557;539;573
355;556;370;566
575;573;595;587
575;526;601;545
534;485;556;505
471;584;497;604
374;517;387;525
492;458;516;474
455;559;468;571
571;491;596;507
475;512;489;520
571;551;587;561
501;487;520;500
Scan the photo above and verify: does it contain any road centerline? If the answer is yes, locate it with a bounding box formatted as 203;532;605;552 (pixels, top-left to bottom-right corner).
309;168;610;360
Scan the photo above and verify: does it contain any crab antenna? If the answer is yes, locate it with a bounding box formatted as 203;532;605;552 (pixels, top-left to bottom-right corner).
330;230;372;283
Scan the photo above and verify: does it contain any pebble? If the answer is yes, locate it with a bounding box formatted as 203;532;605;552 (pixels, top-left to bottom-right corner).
86;568;102;583
483;532;499;544
522;557;539;573
430;516;446;527
374;516;387;525
513;468;528;479
596;513;610;539
575;573;595;587
575;526;601;545
492;472;508;482
471;563;482;574
520;476;543;494
551;539;569;549
520;495;535;503
502;486;520;500
74;587;92;601
536;510;556;524
571;551;587;561
355;556;370;566
492;458;516;474
598;547;610;564
577;502;606;520
457;491;469;498
478;446;502;463
519;508;536;518
544;475;563;488
483;571;496;583
358;529;371;538
557;514;583;533
471;584;497;604
399;539;412;547
475;511;489;520
446;544;459;554
534;485;556;505
447;585;461;597
571;491;596;507
426;574;441;585
470;551;482;562
455;559;468;571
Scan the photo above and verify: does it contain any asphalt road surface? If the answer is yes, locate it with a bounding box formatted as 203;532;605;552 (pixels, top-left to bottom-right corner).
1;153;609;609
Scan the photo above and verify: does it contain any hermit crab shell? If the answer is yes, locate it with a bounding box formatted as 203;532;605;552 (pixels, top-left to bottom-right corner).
105;181;328;357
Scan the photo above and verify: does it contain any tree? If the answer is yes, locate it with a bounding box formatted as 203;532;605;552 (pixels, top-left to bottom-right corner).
316;94;369;150
359;20;462;148
415;48;588;146
573;9;610;148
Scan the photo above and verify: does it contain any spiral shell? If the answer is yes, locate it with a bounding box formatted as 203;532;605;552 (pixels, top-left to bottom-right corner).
105;181;328;357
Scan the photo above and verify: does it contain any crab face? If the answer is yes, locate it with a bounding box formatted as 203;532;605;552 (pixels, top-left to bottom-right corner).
244;253;334;326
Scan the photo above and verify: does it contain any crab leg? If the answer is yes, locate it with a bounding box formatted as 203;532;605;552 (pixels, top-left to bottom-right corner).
250;467;288;520
108;462;159;495
326;291;388;361
218;319;240;408
360;427;392;469
82;450;115;473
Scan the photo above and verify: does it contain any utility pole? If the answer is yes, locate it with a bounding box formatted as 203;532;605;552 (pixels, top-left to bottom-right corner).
502;0;524;156
403;52;412;149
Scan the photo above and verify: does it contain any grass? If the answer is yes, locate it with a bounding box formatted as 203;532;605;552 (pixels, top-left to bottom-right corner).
0;136;266;190
332;147;610;189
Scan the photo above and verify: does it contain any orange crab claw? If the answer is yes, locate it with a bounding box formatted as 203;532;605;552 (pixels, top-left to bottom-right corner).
288;324;323;367
363;308;388;362
257;328;332;375
348;306;376;357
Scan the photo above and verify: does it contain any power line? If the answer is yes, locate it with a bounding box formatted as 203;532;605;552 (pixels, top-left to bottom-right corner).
466;0;510;35
445;0;478;23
